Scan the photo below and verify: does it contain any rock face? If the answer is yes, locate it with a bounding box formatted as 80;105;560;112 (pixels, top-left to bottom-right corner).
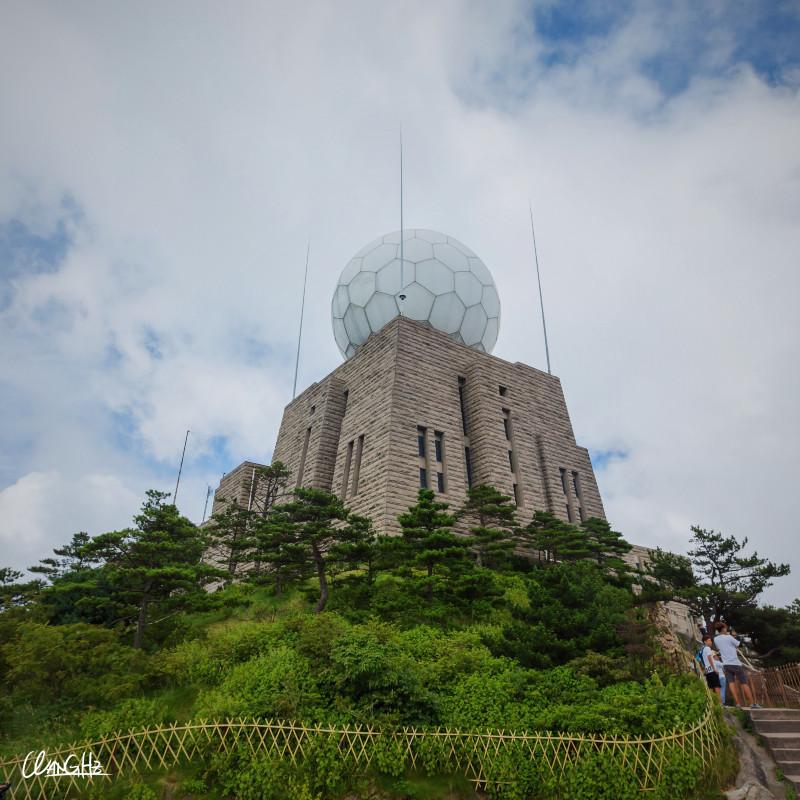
648;601;696;670
726;782;779;800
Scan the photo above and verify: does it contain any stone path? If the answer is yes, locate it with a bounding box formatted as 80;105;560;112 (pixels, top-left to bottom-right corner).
748;708;800;793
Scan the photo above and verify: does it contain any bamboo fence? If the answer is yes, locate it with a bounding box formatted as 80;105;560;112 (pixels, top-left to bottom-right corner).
750;662;800;708
0;699;724;799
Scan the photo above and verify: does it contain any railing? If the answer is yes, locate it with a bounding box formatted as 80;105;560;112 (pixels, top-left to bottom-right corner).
0;700;724;799
750;662;800;708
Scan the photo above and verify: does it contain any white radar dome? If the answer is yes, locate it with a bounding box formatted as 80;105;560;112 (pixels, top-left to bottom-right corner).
332;229;500;359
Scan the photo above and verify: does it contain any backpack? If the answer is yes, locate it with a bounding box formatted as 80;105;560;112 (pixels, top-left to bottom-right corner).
695;646;713;673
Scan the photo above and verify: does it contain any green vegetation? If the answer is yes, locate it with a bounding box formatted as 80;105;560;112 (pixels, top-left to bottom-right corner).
1;476;781;797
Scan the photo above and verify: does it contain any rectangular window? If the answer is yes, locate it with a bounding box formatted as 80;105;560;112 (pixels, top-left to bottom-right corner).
572;470;580;498
508;450;514;471
351;435;364;496
499;385;508;397
458;377;468;434
503;416;510;440
296;427;312;487
464;447;473;488
437;472;445;493
434;431;443;462
419;467;428;489
417;426;426;458
513;483;520;506
560;467;569;494
340;439;354;499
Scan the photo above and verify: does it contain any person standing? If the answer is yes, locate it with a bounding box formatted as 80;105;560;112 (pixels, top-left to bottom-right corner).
700;634;722;699
715;651;728;704
714;621;757;708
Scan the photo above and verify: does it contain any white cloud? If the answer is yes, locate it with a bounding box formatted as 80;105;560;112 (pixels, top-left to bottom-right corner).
0;1;797;604
0;471;140;570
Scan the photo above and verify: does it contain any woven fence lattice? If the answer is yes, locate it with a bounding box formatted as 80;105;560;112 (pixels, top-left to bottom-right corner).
750;662;800;708
0;700;723;799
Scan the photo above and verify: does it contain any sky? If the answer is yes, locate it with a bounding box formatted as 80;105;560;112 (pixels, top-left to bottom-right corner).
1;0;798;605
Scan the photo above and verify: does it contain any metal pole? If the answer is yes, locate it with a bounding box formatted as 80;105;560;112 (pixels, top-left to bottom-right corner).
529;202;551;374
292;239;311;400
247;466;257;512
201;485;212;523
399;128;404;287
173;429;190;504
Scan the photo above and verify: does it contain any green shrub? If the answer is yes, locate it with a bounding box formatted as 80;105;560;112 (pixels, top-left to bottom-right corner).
653;746;703;800
4;623;147;712
372;736;406;777
195;646;321;719
328;621;437;723
294;612;350;676
204;746;334;800
80;697;166;740
159;620;293;686
179;777;208;795
125;784;158;800
566;651;633;686
559;750;641;800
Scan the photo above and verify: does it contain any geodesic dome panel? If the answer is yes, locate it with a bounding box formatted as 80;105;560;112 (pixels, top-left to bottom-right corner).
331;229;501;359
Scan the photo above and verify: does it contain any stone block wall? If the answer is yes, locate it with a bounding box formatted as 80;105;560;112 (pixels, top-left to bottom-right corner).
267;316;605;534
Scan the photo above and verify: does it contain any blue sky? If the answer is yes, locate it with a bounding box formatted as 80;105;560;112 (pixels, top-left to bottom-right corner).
0;0;798;604
532;1;800;89
0;203;74;308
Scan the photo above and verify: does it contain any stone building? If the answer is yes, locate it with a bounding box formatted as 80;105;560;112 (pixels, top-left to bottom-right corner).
211;228;605;533
268;315;603;533
210;318;605;533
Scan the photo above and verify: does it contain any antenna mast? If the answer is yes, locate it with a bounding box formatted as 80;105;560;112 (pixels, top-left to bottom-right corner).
529;202;551;374
292;240;311;399
399;128;404;286
201;484;212;523
173;429;190;505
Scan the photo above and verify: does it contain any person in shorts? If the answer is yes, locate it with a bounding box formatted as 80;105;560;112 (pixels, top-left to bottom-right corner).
700;634;721;698
714;621;757;707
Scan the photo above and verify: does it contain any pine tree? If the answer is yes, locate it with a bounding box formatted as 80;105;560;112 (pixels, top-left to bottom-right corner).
206;462;291;584
30;532;94;581
207;501;257;585
397;488;468;601
458;484;517;569
520;510;591;563
581;517;632;573
261;488;369;613
84;490;222;648
249;462;292;517
0;568;43;612
329;514;378;580
686;526;790;623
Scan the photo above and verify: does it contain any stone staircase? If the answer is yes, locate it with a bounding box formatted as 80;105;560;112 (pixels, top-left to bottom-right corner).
748;708;800;792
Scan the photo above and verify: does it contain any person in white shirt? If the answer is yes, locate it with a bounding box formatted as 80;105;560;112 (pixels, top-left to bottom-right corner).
713;621;756;707
700;634;721;699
